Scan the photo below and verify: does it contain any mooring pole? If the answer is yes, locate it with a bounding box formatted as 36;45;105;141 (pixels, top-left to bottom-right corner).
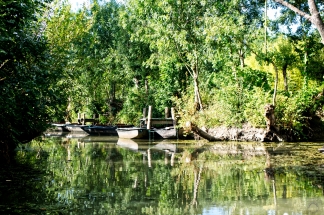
143;108;147;119
78;113;81;124
165;107;170;118
82;113;86;125
171;107;175;126
171;107;177;137
147;106;152;129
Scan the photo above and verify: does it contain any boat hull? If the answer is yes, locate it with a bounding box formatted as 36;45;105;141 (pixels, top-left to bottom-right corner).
50;123;69;132
65;124;88;132
154;127;194;139
116;127;149;139
81;125;118;136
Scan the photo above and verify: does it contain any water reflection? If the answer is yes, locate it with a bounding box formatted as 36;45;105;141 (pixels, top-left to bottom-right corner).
1;136;324;214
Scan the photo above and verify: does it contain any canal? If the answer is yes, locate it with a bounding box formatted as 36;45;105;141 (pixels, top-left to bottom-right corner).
1;135;324;214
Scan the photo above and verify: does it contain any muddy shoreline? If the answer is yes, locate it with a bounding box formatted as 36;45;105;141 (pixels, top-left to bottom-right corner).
204;123;324;142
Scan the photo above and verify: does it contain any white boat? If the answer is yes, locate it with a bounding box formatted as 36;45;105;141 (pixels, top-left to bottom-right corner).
116;127;149;139
65;124;88;132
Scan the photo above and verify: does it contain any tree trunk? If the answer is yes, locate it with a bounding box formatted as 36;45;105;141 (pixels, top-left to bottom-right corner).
185;121;223;141
145;78;148;94
239;49;245;68
272;63;278;106
308;0;324;44
263;104;282;142
264;104;276;132
282;63;288;92
193;71;203;111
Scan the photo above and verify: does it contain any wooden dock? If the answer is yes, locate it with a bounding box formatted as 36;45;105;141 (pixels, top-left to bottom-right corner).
77;113;99;125
142;106;177;129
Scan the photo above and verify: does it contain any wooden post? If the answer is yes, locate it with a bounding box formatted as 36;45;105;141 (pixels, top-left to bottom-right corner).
78;113;81;124
165;107;170;118
143;108;147;119
93;114;97;125
171;107;176;127
147;106;152;129
82;113;86;125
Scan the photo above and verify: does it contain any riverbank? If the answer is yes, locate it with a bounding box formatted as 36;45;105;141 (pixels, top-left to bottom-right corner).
203;122;324;142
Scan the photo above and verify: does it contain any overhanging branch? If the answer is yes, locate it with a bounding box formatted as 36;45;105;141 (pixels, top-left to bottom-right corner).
273;0;311;21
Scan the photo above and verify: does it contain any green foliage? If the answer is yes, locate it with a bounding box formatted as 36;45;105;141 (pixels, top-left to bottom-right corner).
116;88;150;125
0;0;68;159
1;0;324;160
244;87;272;127
174;67;273;128
275;85;324;139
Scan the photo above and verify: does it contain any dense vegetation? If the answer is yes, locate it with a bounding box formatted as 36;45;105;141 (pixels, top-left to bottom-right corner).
1;0;324;161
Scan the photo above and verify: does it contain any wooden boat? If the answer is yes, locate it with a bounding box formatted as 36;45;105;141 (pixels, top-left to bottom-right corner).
65;124;88;132
50;123;69;132
154;127;178;139
116;127;149;139
81;125;118;136
154;127;194;139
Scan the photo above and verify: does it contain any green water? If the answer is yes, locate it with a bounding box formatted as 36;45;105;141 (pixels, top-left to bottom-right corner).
1;135;324;215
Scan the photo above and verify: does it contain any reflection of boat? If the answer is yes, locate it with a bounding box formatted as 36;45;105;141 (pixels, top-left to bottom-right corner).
65;133;89;138
117;138;139;151
80;136;118;143
81;125;118;136
152;142;177;153
44;131;68;137
154;127;194;139
116;127;149;139
116;138;153;152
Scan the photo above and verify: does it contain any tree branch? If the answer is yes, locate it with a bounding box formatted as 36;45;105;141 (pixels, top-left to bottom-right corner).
273;0;311;21
273;0;324;44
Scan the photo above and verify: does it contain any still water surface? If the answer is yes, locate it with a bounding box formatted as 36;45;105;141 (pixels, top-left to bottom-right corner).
1;134;324;214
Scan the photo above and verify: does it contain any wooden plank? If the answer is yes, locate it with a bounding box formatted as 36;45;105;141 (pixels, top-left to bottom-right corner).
143;118;174;126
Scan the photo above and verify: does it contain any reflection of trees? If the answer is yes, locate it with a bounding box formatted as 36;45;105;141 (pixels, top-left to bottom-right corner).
8;139;324;214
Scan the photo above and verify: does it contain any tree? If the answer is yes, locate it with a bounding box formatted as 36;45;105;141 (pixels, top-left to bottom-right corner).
0;0;67;162
44;0;90;122
273;0;324;44
125;0;217;111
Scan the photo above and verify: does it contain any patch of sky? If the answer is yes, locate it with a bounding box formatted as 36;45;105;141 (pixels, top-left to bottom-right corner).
69;0;125;11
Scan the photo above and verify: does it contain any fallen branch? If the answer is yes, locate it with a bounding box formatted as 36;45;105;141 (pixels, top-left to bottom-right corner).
185;121;223;142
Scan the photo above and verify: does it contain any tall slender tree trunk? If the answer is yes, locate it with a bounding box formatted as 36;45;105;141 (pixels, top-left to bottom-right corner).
303;52;308;88
308;0;324;44
282;63;288;92
193;71;203;111
145;79;148;94
272;64;278;106
238;49;245;68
